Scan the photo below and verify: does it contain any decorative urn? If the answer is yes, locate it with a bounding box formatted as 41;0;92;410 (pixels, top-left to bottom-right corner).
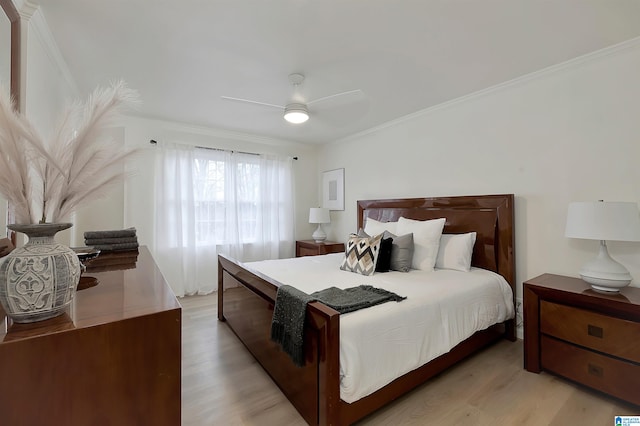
0;223;81;323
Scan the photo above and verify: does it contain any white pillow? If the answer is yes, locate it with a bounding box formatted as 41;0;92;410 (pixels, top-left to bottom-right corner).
436;232;477;272
364;217;398;236
396;217;445;271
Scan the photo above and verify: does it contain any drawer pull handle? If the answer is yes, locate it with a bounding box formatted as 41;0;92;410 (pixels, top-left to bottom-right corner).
587;324;603;338
587;363;603;377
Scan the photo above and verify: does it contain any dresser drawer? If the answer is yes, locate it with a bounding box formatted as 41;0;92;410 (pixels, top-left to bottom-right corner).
541;336;640;405
540;301;640;363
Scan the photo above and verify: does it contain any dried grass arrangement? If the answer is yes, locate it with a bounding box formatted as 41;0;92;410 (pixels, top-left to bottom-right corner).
0;81;139;224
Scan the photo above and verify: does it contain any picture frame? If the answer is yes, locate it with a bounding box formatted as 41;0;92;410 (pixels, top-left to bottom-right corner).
322;168;344;211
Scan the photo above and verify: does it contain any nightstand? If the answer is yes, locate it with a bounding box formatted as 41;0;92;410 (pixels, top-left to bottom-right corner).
296;240;344;257
523;273;640;406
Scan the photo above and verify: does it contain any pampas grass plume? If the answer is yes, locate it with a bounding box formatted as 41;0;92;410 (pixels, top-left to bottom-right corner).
0;81;139;224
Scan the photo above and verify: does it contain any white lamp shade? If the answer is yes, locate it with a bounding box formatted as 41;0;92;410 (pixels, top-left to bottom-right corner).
565;201;640;242
309;208;330;224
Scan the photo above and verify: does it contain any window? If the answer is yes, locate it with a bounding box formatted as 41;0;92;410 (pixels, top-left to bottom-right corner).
154;142;294;296
192;156;263;245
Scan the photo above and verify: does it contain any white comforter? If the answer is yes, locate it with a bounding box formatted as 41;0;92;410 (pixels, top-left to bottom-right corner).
245;253;514;404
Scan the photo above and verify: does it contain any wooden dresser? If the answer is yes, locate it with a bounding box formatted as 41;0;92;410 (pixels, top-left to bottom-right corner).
0;246;181;426
523;273;640;406
295;240;344;257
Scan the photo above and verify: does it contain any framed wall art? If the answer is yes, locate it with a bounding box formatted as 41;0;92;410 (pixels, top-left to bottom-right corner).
322;168;344;211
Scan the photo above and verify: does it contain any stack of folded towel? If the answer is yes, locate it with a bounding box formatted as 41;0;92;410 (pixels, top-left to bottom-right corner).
82;228;140;272
84;228;139;252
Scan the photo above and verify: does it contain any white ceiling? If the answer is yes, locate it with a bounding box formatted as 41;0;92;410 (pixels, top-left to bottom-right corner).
33;0;640;144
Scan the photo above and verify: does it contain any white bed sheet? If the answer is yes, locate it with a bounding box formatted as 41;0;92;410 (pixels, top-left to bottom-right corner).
245;253;514;404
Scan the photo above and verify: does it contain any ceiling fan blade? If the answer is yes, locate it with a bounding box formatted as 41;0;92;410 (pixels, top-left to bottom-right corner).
221;96;284;109
307;89;363;106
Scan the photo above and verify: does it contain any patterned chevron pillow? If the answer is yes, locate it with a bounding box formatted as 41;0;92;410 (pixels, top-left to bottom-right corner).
340;233;383;276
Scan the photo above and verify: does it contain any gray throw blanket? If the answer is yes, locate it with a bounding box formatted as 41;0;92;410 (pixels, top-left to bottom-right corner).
312;285;406;314
270;285;315;367
270;285;406;367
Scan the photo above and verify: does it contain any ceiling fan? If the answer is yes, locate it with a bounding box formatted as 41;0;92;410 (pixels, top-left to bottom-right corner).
221;73;362;124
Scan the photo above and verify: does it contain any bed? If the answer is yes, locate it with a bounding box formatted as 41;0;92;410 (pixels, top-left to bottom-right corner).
218;194;516;425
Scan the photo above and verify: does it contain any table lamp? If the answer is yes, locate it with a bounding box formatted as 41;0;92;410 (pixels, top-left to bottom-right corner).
565;200;640;292
309;207;330;243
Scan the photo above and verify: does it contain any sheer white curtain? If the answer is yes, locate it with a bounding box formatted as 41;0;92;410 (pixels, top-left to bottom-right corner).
154;142;294;297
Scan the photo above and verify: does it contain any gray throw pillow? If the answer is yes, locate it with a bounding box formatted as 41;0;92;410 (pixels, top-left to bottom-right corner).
383;231;414;272
357;228;370;238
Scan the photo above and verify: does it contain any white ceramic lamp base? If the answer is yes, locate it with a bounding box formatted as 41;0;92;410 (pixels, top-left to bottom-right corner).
580;241;632;293
312;224;327;243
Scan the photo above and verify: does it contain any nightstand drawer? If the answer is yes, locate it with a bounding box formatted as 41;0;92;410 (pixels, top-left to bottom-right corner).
540;301;640;363
296;240;344;257
541;336;640;405
298;245;322;257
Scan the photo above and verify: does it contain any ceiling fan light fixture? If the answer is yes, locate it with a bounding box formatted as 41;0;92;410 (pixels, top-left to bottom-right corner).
284;103;309;124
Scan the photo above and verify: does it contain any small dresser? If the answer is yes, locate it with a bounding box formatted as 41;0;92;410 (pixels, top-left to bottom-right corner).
523;273;640;406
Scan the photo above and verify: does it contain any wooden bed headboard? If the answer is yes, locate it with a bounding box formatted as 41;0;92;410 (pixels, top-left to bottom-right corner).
357;194;515;288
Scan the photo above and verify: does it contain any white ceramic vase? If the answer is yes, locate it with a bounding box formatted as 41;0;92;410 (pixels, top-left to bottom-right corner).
0;223;81;323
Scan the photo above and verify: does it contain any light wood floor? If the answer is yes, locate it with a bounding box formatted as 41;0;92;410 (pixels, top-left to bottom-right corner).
180;294;637;425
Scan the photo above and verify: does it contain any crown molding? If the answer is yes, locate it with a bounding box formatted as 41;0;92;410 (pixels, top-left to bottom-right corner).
125;113;310;150
334;36;640;146
14;0;36;19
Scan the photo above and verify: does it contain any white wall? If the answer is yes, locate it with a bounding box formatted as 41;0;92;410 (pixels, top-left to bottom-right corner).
68;127;126;246
121;115;319;258
15;4;640;306
0;6;9;98
5;7;78;244
7;6;321;250
24;11;78;140
318;39;640;300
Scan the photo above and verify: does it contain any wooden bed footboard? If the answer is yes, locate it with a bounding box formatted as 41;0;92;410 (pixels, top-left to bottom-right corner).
218;194;516;425
218;254;341;425
218;254;508;425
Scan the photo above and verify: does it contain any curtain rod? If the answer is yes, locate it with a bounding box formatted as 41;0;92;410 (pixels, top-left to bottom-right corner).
149;140;298;160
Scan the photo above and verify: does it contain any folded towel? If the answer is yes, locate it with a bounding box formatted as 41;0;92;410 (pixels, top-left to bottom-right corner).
87;242;139;252
84;228;137;239
84;236;138;245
